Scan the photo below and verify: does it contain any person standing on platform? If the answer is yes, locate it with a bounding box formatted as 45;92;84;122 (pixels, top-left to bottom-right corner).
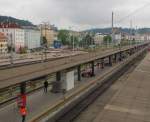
20;106;27;122
44;80;48;93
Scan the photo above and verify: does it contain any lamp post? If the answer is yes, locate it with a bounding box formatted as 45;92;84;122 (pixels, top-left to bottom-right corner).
73;34;75;52
69;26;75;52
10;33;14;65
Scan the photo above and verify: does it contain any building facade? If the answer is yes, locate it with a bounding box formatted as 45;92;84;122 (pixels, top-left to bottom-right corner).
40;23;58;47
121;32;131;40
94;33;106;45
134;33;150;43
113;28;122;44
23;26;41;50
0;23;25;52
0;32;8;53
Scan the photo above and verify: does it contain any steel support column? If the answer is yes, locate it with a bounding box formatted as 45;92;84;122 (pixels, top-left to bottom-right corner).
77;65;81;81
91;61;95;76
114;53;117;63
109;56;112;66
20;82;26;94
101;58;104;69
119;52;122;61
51;71;62;93
56;71;61;81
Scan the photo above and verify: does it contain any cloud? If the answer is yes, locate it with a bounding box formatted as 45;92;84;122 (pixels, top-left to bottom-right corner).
0;0;150;30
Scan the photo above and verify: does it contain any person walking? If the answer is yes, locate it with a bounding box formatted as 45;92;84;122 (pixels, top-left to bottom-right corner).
44;80;48;93
20;106;27;122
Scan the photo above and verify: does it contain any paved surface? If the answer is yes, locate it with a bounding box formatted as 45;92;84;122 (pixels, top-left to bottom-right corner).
74;52;150;122
0;46;142;122
0;62;111;122
0;46;146;122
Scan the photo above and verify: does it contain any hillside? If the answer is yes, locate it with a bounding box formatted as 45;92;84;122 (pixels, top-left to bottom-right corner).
0;16;34;26
85;27;150;34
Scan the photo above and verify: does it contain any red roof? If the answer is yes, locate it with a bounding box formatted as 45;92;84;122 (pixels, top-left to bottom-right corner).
0;23;21;29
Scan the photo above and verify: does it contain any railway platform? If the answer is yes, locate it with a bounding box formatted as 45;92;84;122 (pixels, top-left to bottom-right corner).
92;52;150;122
0;63;110;122
0;45;148;122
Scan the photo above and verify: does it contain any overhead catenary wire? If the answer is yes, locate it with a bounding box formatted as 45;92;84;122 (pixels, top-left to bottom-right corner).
116;2;150;25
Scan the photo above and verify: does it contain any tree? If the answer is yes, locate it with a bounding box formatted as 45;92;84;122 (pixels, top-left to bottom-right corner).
7;44;15;53
103;35;112;45
41;36;48;48
132;38;136;45
58;30;70;45
7;45;11;53
69;35;80;48
74;36;79;47
81;34;94;48
19;46;27;54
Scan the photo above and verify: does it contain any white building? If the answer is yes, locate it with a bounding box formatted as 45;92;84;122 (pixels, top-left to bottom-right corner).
23;26;41;49
121;32;131;40
94;33;106;45
0;23;25;52
134;33;150;43
114;33;121;44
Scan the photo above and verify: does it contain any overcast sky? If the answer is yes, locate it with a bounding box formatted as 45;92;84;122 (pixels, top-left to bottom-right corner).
0;0;150;30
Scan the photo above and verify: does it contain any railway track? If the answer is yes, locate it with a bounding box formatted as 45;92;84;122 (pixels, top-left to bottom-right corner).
73;53;142;122
55;52;146;122
0;55;69;70
0;44;142;70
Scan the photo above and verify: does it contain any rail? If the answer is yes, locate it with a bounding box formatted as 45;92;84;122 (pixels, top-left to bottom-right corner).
29;46;148;122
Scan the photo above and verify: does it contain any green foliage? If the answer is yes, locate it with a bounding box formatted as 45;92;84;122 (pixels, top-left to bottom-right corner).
80;34;94;48
70;35;80;47
7;45;11;53
120;39;130;46
19;46;27;54
0;16;34;26
131;38;136;45
41;36;48;48
85;27;150;35
103;35;112;44
58;30;81;47
7;45;15;53
58;30;70;45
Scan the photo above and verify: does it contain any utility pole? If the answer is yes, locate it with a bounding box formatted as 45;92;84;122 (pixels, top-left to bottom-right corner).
111;12;114;46
112;12;114;33
44;23;47;60
7;18;14;65
69;26;75;52
40;24;44;62
10;33;13;64
130;20;132;46
135;26;138;44
42;22;48;61
73;34;74;52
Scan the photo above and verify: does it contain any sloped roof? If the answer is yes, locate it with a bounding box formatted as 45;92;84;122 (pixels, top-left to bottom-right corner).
0;23;21;28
